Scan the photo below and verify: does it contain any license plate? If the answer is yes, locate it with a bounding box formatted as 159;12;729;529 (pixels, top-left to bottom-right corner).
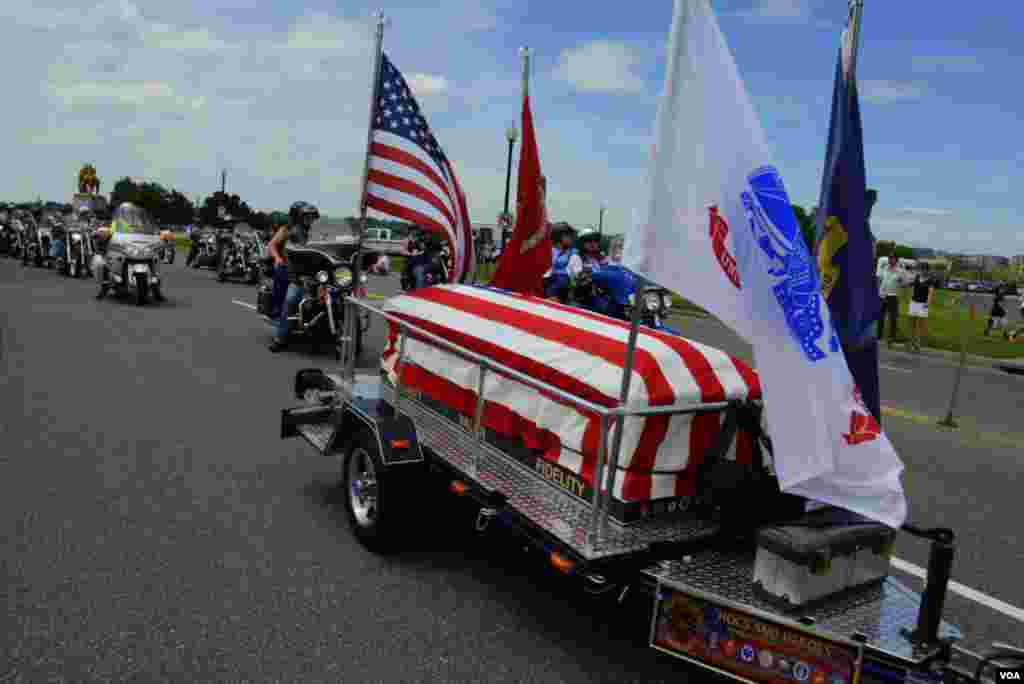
132;264;149;274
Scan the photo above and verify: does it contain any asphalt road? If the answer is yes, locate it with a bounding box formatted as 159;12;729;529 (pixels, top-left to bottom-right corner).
1;257;1021;683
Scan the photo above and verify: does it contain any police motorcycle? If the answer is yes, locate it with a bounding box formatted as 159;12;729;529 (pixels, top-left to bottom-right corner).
256;239;371;358
93;202;166;305
400;232;449;291
217;226;264;284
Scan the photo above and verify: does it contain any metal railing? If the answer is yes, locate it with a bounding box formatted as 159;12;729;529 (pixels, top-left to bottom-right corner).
339;295;749;546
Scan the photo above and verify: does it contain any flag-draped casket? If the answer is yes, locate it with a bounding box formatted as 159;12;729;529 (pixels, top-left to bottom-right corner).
381;284;766;524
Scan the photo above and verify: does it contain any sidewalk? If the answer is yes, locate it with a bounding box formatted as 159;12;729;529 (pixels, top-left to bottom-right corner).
669;307;1024;373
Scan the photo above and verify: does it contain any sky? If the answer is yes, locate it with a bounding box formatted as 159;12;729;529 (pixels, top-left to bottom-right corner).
1;0;1021;256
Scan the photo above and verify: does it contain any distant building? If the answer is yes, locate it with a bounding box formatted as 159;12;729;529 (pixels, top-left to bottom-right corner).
1012;255;1024;270
960;254;1010;271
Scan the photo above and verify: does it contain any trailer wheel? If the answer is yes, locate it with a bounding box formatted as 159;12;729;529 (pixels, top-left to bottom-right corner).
342;429;410;552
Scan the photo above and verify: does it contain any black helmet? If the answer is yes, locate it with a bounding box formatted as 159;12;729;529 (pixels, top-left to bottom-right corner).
289;201;320;225
577;228;601;248
550;223;576;243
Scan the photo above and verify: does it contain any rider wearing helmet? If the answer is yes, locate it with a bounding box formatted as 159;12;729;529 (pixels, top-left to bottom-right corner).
267;201;320;352
544;224;582;302
47;213;67;261
577;229;607;270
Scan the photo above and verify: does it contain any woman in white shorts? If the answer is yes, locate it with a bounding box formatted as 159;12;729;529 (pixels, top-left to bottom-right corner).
907;274;933;353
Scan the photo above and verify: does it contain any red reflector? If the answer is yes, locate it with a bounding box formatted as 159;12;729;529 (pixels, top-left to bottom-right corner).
390;439;410;449
549;552;575;575
450;481;467;495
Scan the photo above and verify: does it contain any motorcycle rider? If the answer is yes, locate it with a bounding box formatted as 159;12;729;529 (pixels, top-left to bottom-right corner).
267;201;320;353
577;229;608;270
405;230;436;289
47;214;67;264
544;225;582;302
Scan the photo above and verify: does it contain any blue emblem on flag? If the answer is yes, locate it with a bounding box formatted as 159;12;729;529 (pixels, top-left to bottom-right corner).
742;166;839;362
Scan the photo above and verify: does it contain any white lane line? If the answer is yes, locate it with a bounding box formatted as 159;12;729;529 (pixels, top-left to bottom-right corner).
880;364;913;374
232;300;257;310
891;556;1024;623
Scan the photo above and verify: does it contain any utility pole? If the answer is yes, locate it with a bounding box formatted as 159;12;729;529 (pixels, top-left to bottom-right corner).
221;170;226;195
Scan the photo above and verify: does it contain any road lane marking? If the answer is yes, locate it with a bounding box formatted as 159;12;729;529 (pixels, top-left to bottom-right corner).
891;557;1024;623
232;300;257;310
880;364;913;374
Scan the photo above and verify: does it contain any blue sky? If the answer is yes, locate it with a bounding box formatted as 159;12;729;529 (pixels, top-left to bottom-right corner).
1;0;1020;255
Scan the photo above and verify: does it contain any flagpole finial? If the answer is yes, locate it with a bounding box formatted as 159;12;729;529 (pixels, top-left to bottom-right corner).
519;47;532;98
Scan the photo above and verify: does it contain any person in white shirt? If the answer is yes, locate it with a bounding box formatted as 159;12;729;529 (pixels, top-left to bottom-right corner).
543;226;582;302
877;254;906;347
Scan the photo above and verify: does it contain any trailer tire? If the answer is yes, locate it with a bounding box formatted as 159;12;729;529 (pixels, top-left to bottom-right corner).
342;428;413;553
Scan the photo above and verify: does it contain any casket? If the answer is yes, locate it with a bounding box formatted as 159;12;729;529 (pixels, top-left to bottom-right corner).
381;284;766;525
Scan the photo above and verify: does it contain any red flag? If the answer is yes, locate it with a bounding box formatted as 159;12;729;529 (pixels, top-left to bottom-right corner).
490;95;551;296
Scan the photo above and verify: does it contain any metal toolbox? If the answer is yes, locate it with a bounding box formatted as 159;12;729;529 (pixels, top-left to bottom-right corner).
752;507;896;609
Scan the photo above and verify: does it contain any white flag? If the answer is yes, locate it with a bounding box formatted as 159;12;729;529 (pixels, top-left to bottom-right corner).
623;0;906;527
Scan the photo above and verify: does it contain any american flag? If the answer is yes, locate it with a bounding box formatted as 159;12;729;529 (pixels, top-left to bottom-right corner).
365;54;474;282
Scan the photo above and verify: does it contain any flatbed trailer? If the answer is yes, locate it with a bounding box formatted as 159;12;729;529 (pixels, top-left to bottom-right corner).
280;296;1020;684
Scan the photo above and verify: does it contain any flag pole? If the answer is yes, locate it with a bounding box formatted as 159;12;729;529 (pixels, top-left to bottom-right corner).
347;10;386;378
847;0;865;82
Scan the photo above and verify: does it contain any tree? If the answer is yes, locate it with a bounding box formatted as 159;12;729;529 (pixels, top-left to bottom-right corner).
792;204;816;252
198;191;252;227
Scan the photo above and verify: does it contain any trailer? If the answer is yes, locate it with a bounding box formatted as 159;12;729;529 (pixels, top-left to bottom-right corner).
280;288;1020;684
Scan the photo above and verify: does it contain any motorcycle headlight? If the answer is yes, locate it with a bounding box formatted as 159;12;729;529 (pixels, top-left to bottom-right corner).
316;270;330;284
71;234;82;242
644;292;661;312
662;293;673;310
334;267;353;287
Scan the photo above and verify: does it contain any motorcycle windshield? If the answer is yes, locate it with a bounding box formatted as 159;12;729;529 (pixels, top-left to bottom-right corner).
111;204;158;235
590;265;636;306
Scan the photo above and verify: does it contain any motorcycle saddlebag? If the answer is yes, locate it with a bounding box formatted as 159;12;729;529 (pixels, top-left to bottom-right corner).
257;283;273;316
752;506;896;609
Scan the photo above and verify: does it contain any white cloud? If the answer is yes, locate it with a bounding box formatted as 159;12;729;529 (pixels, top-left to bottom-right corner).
554;41;645;95
897;207;953;217
725;0;838;29
406;73;450;98
861;80;924;103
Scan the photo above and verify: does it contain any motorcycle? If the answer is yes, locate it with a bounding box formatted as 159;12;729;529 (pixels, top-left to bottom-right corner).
158;230;176;264
256;241;370;358
217;230;264;284
572;264;680;335
58;225;92;278
21;218;46;268
189;228;229;270
0;215;17;257
94;203;166;305
400;243;450;291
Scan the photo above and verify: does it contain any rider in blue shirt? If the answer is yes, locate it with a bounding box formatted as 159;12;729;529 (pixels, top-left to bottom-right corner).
544;225;581;302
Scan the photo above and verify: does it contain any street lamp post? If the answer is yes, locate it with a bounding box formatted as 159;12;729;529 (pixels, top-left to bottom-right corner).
598;201;607;236
502;125;518;250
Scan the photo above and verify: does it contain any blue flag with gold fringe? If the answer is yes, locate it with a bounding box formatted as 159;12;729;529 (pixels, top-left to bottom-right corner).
815;21;882;420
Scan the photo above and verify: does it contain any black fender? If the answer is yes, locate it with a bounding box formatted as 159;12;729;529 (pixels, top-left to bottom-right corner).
339;407;423;466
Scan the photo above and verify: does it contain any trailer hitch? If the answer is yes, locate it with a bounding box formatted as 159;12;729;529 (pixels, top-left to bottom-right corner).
900;523;956;649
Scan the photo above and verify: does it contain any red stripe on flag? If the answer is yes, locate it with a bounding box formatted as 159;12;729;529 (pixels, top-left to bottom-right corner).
730;356;762;398
370;142;454;207
397;289;680;493
493;290;736;404
367;168;456;228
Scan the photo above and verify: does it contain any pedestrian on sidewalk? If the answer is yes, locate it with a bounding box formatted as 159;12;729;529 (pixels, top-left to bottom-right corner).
877;254;905;347
985;284;1008;337
907;274;933;353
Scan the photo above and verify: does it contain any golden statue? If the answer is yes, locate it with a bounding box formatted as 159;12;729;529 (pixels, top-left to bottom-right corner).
78;164;99;195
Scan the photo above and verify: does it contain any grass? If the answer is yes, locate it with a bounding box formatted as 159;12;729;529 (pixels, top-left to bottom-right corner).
891;288;1023;359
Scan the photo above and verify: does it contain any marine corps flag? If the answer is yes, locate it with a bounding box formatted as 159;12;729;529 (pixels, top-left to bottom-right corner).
622;0;906;527
490;56;551;297
814;8;882;422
